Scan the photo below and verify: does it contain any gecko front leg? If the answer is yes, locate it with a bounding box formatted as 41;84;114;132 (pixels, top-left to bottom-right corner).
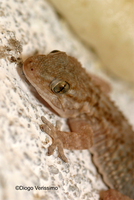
40;116;93;162
40;116;68;162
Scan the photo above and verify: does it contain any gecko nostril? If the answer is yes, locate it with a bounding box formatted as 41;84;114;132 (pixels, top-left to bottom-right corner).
31;68;33;71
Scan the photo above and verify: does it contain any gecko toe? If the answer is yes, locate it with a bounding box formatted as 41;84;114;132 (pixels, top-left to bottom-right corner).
58;152;68;163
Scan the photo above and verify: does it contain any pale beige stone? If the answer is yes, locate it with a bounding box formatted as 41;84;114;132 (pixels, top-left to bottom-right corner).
50;0;134;83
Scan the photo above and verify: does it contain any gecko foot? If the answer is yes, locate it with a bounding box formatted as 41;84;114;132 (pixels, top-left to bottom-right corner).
40;116;68;163
48;140;68;163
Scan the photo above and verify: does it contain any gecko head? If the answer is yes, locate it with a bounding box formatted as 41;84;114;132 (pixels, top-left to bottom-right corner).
23;50;90;118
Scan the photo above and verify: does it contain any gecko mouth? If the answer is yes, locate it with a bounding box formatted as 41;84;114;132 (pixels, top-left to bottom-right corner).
36;88;68;117
38;89;79;118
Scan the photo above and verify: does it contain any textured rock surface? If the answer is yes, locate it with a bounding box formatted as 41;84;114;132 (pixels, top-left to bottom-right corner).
0;0;134;200
49;0;134;83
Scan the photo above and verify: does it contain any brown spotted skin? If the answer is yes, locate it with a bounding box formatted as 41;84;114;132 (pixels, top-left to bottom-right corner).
100;189;133;200
23;51;134;199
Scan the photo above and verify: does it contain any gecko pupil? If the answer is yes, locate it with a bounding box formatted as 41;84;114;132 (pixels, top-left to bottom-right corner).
58;83;66;93
50;79;70;94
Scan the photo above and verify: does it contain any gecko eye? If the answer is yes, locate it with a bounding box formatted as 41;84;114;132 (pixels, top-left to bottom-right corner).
50;79;70;94
50;50;60;54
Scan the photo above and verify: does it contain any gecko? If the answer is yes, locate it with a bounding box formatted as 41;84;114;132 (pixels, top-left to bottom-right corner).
23;50;134;199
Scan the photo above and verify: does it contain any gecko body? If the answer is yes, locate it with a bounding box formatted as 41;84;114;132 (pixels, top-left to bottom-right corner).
23;51;134;199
